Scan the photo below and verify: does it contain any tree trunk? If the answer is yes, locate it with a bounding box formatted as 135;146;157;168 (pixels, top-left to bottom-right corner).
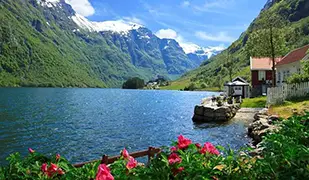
270;25;276;87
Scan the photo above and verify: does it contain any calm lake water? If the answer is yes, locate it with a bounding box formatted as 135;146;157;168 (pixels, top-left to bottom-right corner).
0;88;251;165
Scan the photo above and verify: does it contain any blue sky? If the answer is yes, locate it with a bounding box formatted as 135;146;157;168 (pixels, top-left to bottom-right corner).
66;0;266;49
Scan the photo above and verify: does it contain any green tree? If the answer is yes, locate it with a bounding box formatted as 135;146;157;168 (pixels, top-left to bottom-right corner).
223;51;234;82
287;59;309;84
214;75;223;90
184;83;198;91
247;13;287;87
122;77;145;89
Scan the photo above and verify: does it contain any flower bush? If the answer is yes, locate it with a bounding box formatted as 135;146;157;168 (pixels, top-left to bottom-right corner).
0;114;308;179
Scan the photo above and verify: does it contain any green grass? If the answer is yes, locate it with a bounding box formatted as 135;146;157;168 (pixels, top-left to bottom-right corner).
240;96;309;118
241;96;267;108
160;77;191;90
269;96;309;118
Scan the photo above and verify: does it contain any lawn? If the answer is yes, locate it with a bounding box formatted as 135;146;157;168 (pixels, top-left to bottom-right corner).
269;97;309;118
240;96;309;118
241;96;267;108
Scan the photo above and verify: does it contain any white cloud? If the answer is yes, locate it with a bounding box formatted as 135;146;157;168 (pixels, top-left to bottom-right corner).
203;0;232;9
182;1;190;7
195;31;236;43
155;29;192;53
193;0;235;15
155;29;178;39
65;0;95;17
155;29;226;54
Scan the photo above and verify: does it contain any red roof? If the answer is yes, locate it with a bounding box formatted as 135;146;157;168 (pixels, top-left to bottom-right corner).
276;45;309;66
250;57;282;70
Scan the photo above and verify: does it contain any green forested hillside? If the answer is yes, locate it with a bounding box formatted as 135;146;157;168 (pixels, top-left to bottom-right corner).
0;0;107;87
0;0;198;87
169;0;309;90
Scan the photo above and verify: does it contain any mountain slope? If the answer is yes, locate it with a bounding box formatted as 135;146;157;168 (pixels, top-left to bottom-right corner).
0;0;106;87
0;0;215;87
169;0;309;90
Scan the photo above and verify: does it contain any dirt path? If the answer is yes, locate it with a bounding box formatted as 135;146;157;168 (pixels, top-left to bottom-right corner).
233;108;265;125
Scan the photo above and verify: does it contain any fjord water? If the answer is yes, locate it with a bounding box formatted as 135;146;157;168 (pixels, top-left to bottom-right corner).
0;88;250;165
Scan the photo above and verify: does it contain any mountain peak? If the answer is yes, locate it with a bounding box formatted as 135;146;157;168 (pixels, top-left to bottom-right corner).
71;14;143;34
37;0;143;34
181;43;225;58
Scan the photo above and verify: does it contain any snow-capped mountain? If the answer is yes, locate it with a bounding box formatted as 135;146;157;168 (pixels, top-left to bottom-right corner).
1;0;224;87
182;44;225;64
72;14;143;34
37;0;222;65
37;0;143;34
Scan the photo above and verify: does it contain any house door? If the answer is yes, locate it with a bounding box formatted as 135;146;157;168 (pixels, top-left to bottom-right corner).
233;86;243;96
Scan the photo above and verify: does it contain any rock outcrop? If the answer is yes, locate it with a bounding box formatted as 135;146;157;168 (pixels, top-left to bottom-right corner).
248;109;280;146
192;104;240;123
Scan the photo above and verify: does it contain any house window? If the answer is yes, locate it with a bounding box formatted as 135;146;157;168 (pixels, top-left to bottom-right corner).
287;70;290;78
283;71;290;81
297;68;301;74
258;71;266;81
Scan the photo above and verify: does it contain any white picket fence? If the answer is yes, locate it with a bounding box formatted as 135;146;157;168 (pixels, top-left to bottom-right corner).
267;82;309;105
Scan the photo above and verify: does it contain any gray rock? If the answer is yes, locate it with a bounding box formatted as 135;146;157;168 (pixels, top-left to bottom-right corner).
194;105;205;116
193;103;239;122
248;109;281;145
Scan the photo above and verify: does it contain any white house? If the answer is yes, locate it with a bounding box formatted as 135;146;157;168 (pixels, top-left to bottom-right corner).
224;77;250;98
276;44;309;86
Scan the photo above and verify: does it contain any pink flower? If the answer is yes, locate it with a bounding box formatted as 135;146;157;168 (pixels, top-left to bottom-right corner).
28;148;35;153
41;163;48;173
200;142;219;155
170;146;177;152
41;163;65;177
96;164;114;180
126;157;138;170
172;167;184;176
56;154;61;161
57;168;65;175
48;163;58;174
168;153;182;165
195;143;202;149
177;135;192;149
121;148;130;159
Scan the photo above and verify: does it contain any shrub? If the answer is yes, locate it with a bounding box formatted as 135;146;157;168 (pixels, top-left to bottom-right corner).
200;83;207;89
184;83;198;91
216;96;223;107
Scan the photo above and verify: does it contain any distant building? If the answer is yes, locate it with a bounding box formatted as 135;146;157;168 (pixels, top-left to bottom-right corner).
250;57;282;96
224;77;250;98
276;44;309;86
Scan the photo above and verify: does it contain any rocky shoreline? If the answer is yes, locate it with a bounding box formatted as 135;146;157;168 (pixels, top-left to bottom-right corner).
247;108;281;155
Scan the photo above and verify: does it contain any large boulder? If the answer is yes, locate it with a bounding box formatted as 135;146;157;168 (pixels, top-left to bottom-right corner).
194;105;205;116
192;101;239;123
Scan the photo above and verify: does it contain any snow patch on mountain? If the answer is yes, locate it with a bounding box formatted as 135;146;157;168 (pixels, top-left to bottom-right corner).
181;43;225;59
71;13;142;34
37;0;60;8
71;14;95;31
38;0;142;34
